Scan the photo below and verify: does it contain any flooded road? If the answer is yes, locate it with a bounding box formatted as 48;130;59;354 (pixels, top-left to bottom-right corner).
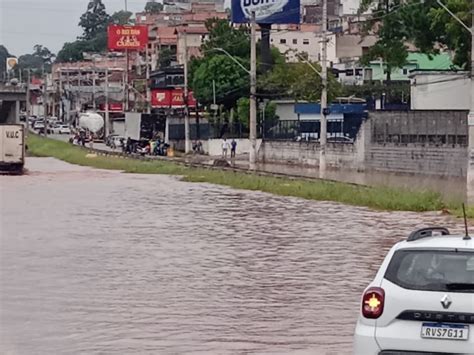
0;158;468;354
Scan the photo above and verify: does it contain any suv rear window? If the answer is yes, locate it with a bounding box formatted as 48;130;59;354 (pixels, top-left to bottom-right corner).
385;249;474;293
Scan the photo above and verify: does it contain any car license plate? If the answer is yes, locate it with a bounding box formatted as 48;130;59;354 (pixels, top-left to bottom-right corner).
421;323;469;340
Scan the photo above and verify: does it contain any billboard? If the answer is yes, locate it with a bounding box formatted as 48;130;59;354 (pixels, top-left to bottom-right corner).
231;0;300;24
6;57;18;71
108;25;148;51
151;89;197;108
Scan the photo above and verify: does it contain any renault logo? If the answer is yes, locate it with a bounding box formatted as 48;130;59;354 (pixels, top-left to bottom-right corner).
441;294;452;309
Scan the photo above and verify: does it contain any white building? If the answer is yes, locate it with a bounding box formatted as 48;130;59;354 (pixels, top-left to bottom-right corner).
270;25;321;62
340;0;361;14
410;70;470;110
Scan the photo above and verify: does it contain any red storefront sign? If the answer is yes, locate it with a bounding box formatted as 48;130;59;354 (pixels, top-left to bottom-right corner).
151;89;197;108
151;89;171;107
99;103;124;112
108;25;148;51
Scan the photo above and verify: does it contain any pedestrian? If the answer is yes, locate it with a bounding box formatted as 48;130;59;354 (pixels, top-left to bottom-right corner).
89;134;94;149
230;139;237;158
126;137;131;154
222;138;230;159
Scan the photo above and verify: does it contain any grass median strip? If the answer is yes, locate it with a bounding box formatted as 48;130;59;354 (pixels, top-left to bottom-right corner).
28;134;462;215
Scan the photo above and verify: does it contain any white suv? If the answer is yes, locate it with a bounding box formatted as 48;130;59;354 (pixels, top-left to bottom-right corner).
354;227;474;355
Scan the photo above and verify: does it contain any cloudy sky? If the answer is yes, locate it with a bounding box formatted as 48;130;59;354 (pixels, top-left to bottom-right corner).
0;0;147;56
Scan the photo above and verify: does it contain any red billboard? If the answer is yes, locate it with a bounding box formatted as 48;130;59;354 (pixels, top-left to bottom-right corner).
108;25;148;51
151;89;197;108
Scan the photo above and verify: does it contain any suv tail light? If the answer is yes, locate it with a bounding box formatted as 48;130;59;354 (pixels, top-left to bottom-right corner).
362;287;385;319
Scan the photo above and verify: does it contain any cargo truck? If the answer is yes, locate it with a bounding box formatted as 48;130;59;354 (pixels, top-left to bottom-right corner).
0;124;25;175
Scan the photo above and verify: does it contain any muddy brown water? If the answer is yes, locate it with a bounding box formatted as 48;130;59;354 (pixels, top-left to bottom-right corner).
0;158;469;354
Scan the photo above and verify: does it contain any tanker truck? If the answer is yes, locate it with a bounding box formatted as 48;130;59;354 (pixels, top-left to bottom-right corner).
78;112;104;138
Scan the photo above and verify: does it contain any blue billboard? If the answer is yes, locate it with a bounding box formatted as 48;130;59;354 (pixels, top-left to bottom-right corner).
231;0;301;24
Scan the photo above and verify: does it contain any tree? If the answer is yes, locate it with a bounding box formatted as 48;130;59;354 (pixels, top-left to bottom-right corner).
403;0;470;68
192;55;249;108
260;60;341;102
145;0;163;14
359;0;409;81
201;18;250;59
236;98;279;129
57;0;111;62
157;48;174;69
110;10;133;25
18;45;56;74
361;0;471;72
79;0;110;41
190;18;250;108
0;45;13;81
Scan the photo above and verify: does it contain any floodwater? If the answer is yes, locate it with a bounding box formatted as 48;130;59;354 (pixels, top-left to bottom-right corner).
0;158;469;355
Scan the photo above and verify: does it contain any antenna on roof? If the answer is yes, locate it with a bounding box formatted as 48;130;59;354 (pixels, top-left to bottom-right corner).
462;203;471;240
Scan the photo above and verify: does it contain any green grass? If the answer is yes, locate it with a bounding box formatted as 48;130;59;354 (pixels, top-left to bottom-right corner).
28;134;467;215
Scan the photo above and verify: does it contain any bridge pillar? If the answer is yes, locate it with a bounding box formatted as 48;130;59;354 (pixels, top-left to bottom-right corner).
15;100;20;123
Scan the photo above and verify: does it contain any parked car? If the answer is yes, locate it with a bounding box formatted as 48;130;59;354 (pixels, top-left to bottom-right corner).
327;136;354;143
353;227;473;354
53;125;71;135
105;134;119;146
110;136;125;148
46;116;59;125
34;120;45;130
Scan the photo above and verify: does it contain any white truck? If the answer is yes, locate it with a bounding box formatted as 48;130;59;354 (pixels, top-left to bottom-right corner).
0;124;25;175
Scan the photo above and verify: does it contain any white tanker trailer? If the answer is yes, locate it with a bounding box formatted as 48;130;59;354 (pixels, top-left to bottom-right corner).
78;112;104;136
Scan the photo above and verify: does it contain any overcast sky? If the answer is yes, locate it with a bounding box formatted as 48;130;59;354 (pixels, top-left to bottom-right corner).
0;0;148;56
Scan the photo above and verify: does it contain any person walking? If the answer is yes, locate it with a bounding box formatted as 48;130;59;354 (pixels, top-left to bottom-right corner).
230;139;237;158
222;138;230;159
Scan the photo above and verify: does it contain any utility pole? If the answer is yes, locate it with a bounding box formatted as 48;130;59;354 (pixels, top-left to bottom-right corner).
105;68;110;138
468;0;474;204
58;69;63;120
213;79;217;122
183;30;191;153
249;11;257;166
125;51;130;111
66;70;70;123
43;75;48;137
320;0;328;174
146;45;151;114
92;62;96;110
26;69;30;136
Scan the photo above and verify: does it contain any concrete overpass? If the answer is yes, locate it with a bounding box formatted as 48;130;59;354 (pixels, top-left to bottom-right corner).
0;84;27;124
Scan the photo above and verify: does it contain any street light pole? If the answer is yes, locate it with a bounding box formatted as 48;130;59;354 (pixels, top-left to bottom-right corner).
468;0;474;204
105;68;110;138
249;11;257;167
183;30;191;154
320;0;328;174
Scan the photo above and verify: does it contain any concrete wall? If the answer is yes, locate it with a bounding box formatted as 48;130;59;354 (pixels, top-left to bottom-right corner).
170;138;263;156
259;140;362;169
366;144;467;176
259;112;469;178
259;119;369;169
